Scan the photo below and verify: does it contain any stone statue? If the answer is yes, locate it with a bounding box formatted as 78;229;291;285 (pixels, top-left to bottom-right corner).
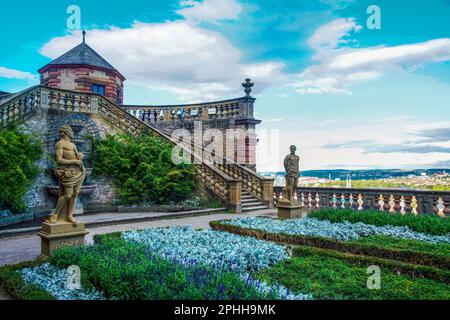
47;125;85;225
283;145;300;202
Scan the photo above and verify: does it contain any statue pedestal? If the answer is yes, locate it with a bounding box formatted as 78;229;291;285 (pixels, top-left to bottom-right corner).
276;200;307;219
37;222;89;258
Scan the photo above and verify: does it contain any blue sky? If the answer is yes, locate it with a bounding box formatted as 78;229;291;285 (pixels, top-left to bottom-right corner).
1;0;450;171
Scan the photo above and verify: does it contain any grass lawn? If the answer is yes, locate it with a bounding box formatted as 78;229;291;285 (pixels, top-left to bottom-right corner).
256;248;450;300
349;235;450;260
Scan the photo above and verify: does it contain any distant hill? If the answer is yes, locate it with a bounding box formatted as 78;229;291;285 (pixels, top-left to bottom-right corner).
259;169;450;180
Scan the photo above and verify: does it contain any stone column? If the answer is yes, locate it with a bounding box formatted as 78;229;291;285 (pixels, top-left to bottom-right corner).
228;180;242;213
261;178;275;208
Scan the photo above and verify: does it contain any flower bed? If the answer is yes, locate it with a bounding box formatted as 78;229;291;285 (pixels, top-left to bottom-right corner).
255;248;450;300
122;226;289;273
0;260;54;300
221;217;450;244
46;238;310;300
308;209;450;236
20;263;106;300
3;227;311;300
210;220;450;269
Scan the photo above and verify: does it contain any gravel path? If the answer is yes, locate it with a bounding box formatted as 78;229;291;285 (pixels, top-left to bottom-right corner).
0;209;275;267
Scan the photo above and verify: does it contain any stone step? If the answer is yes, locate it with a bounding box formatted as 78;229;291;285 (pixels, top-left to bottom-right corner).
241;198;262;203
242;205;270;212
242;200;264;206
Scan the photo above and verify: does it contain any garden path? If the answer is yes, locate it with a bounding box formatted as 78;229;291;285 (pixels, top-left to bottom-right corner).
0;209;275;267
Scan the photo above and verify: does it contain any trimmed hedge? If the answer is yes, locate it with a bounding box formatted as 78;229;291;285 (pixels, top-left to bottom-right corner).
210;220;450;269
309;209;450;236
292;245;450;284
348;235;450;259
0;260;55;300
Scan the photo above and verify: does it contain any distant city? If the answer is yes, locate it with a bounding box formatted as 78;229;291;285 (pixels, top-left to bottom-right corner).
260;169;450;190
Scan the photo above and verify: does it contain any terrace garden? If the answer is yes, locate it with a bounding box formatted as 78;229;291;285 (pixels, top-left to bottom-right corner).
0;209;449;300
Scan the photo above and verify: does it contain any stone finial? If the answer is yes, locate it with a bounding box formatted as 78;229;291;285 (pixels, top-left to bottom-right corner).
242;78;254;97
82;30;86;43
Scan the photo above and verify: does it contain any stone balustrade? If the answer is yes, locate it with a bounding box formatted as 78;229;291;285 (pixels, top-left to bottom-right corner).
273;186;450;217
0;86;41;127
123;99;243;125
218;164;274;207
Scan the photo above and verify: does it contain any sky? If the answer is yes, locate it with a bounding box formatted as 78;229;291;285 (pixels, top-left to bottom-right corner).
1;0;450;171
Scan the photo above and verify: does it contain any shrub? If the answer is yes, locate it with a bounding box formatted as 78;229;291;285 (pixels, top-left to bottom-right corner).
0;127;43;213
92;133;196;205
309;208;450;236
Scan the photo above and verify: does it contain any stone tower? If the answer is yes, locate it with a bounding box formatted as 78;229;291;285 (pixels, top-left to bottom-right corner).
38;32;125;104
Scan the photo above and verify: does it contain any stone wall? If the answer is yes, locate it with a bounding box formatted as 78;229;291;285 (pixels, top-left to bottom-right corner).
20;108;120;215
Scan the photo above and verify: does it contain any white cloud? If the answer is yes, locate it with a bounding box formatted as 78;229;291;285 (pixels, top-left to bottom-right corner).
293;18;450;95
308;18;361;51
177;0;242;24
329;38;450;71
40;22;284;102
257;117;450;171
0;66;36;80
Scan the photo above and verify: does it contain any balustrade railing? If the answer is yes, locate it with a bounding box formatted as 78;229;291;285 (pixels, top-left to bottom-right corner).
217;163;274;206
0;86;41;127
123;99;242;125
273;186;450;217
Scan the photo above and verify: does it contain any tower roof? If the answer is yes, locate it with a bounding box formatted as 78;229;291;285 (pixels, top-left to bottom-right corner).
38;35;125;79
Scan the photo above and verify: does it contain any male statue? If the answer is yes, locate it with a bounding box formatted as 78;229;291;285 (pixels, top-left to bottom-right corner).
47;125;85;225
283;145;300;202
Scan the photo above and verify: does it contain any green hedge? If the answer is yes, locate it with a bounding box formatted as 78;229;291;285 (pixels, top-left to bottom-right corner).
93;133;196;205
0;260;55;300
348;235;450;259
256;250;450;300
210;220;450;269
309;208;450;236
0;127;43;213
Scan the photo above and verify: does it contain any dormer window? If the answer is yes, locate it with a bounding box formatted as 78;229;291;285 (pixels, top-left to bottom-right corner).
92;84;105;96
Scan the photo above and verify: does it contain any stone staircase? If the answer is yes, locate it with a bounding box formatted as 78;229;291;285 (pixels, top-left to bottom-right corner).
241;190;270;212
0;86;275;213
